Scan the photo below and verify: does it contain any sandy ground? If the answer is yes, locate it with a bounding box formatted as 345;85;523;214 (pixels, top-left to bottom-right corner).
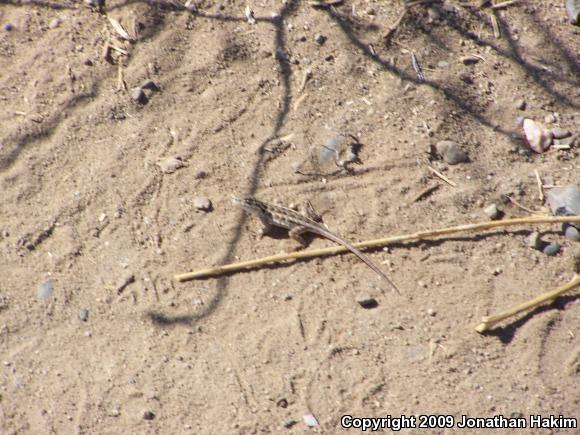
0;0;579;433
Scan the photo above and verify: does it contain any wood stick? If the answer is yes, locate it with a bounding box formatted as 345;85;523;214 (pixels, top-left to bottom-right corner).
427;165;457;187
534;169;544;202
174;215;580;282
475;275;580;333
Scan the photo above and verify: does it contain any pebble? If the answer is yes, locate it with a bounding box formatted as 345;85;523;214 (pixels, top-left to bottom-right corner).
483;204;501;220
194;169;208;179
523;119;552;153
435;140;468;164
79;308;89;322
427;308;436;317
543;243;560;256
193;196;212;212
437;61;450;68
314;33;326;45
526;232;542;250
554;136;575;147
563;224;580;242
131;87;147;104
356;294;378;309
544;113;557;124
141;79;159;92
515;99;526;110
461;55;480;65
324;54;334;62
284;419;298;428
551;127;571;139
37;279;54;300
49;18;61;29
143;410;155;420
3;23;13;32
303;414;319;427
156;156;186;174
83;58;93;66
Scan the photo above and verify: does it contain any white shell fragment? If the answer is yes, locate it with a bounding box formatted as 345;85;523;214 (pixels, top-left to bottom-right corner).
303;414;319;427
523;119;552;153
245;5;256;24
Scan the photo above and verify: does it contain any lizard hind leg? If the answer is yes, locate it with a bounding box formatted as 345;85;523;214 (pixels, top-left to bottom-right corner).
288;226;310;251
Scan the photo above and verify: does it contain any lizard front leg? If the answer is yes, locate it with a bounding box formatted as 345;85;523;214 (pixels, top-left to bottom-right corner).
256;217;273;240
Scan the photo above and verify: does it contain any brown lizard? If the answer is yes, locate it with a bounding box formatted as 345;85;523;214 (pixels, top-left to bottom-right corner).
233;196;400;294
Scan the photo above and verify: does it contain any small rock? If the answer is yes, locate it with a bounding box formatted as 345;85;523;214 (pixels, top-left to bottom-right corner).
526;232;542;250
461;55;480;65
49;18;61;29
427;7;441;23
3;23;14;32
547;185;580;215
79;308;89;321
563;224;580;242
427;308;436;317
483;204;501;220
543;243;561;256
131;87;147;104
544;113;557;124
83;58;93;66
37;279;54;300
356;294;378;309
515;99;526;110
314;33;326;45
143;410;155;421
516;116;525;126
324;54;334;62
437;61;449;68
141;79;159;92
156;156;186;174
551;127;571;139
193;196;212;212
523;119;552;153
284;419;298;428
435;140;468;164
303;414;319;427
194;169;208;179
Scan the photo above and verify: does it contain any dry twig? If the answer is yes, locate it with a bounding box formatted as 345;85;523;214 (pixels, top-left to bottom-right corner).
427;165;457;187
174;215;580;281
475;275;580;333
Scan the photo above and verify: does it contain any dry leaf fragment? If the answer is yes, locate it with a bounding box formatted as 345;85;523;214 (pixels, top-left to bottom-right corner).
108;17;135;42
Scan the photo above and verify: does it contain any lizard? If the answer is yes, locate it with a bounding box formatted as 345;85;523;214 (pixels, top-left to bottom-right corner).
232;196;400;294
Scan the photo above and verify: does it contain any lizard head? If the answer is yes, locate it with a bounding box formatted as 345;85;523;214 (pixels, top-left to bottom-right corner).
231;196;263;213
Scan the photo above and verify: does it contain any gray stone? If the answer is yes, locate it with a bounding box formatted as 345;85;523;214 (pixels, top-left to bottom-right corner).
526;232;542;250
543;243;561;256
461;55;480;65
131;87;147;104
483;204;501;220
193;196;212;212
544;113;557;124
563;224;580;242
356;294;378;309
314;33;326;45
566;0;580;24
141;79;159;92
143;410;155;420
515;99;526;110
547;185;580;215
435;140;468;165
